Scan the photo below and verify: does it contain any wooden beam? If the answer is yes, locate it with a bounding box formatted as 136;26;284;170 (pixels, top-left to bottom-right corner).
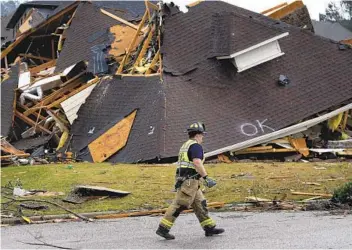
145;0;151;20
187;0;204;8
28;59;57;74
261;2;288;14
291;191;332;198
133;26;154;70
19;53;52;62
235;148;297;155
17;103;47;121
14;110;52;134
268;1;304;19
46;77;100;109
145;49;160;74
235;146;273;152
341;110;349;130
116;10;148;74
1;1;79;60
0;154;30;159
116;73;160;78
23;73;85;116
101;9;139;30
146;1;159;10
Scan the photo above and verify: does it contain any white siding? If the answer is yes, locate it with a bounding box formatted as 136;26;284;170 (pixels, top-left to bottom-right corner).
60;84;97;124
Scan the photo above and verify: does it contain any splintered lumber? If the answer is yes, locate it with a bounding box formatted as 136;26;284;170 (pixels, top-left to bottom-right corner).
101;9;139;30
301;182;321;186
0;139;26;156
23;72;86;116
14;110;52;134
116;9;148;74
261;2;288;14
245;197;271;202
46;77;99;109
133;25;155;70
95;202;224;219
88;110;137;163
1;154;30;159
289;137;309;157
29;60;57;74
1;2;79;60
145;49;160;74
291;191;333;198
19;53;52;62
146;1;159;10
268;1;304;19
187;0;204;7
235;148;296;155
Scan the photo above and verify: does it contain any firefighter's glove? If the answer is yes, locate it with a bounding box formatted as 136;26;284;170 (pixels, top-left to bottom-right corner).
203;176;217;188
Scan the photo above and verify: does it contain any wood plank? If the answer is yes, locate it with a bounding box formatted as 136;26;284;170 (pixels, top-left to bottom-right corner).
268;1;304;19
101;9;139;30
236;145;273;152
235;148;297;155
0;139;26;155
0;154;30;159
89;110;137;163
133;26;155;71
19;53;52;62
146;1;159;10
291;191;332;198
187;0;204;7
261;2;288;14
46;77;100;109
289;137;309;157
145;49;160;74
1;1;79;60
116;10;148;74
109;25;141;59
23;72;86;116
341;110;349;130
17;103;47;121
14;110;52;134
28;60;57;74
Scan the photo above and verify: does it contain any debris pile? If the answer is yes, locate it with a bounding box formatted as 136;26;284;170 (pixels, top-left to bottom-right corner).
1;0;352;165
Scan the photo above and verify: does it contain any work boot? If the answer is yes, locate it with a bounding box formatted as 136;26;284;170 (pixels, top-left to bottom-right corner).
156;225;175;240
204;226;225;237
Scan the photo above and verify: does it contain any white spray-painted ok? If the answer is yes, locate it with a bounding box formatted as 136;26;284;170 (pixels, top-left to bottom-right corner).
240;119;275;136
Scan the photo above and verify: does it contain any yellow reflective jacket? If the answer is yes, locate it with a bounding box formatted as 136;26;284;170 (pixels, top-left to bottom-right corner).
178;139;204;169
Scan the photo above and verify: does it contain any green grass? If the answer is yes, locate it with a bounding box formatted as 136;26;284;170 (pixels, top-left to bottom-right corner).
1;162;352;216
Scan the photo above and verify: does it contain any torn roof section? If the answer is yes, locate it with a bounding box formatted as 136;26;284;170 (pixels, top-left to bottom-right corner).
160;1;352;159
69;76;164;163
211;12;288;72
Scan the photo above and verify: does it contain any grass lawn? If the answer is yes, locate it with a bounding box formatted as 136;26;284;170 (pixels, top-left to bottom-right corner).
1;162;352;216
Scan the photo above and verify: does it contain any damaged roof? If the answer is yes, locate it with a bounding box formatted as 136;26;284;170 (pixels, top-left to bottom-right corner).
1;65;18;137
55;2;118;72
70;76;164;163
160;1;352;158
6;1;74;29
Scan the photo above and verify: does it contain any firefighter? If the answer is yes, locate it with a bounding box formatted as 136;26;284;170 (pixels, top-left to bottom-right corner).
156;122;225;240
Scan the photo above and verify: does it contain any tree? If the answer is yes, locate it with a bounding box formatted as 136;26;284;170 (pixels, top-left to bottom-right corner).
0;0;21;17
320;1;351;21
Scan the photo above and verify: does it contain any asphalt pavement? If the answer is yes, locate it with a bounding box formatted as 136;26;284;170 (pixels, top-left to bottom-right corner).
1;211;352;249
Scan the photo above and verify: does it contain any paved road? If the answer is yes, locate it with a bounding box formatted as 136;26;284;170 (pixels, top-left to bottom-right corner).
1;211;352;249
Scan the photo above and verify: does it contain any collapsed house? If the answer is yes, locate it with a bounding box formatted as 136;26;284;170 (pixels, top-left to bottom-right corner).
1;0;352;165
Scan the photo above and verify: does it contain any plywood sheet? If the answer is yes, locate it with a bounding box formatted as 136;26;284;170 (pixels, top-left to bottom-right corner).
88;110;137;163
109;25;142;60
